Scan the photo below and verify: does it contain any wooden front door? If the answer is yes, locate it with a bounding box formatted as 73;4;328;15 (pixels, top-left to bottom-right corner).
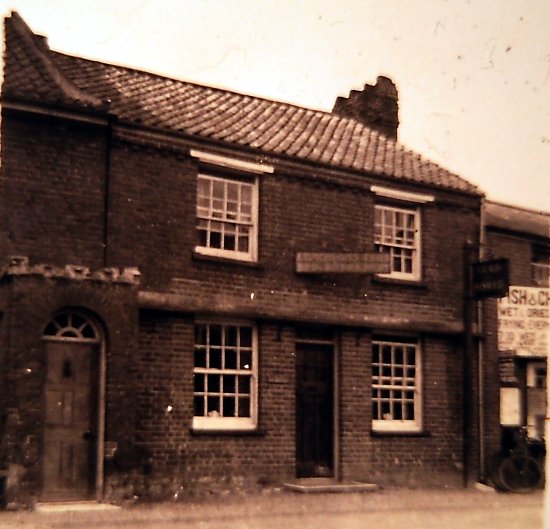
43;341;98;500
296;342;334;478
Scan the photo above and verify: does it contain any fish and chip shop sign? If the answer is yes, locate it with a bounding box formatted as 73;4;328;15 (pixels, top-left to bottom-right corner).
498;286;550;357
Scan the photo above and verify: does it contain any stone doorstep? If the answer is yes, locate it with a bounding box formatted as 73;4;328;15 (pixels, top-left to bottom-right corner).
35;501;121;513
283;478;379;493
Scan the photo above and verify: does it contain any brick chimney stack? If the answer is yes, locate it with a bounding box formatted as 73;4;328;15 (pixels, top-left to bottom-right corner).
332;76;399;140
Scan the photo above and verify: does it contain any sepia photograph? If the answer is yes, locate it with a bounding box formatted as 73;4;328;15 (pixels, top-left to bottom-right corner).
0;1;547;527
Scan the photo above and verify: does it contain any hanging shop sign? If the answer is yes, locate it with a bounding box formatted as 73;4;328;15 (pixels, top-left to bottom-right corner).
295;252;391;274
470;258;509;299
498;286;550;357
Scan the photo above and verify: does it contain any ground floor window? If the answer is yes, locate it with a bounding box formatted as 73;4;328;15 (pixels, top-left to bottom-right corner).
193;321;258;430
372;336;421;432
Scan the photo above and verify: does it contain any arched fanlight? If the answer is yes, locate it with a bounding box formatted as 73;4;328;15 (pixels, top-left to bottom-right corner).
43;311;99;342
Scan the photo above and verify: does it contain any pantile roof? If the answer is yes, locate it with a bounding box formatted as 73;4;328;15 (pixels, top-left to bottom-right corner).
2;12;480;195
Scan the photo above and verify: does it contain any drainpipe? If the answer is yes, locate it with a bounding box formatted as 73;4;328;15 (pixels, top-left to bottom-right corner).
462;240;475;487
102;111;113;268
477;197;486;483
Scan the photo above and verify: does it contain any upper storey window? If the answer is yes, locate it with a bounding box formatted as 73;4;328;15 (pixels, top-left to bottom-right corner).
374;204;420;280
371;186;433;282
196;174;258;262
192;149;272;263
532;244;550;287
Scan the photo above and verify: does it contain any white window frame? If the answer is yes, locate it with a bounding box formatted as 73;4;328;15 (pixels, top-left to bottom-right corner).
195;173;259;262
192;321;258;431
374;204;421;280
372;337;422;432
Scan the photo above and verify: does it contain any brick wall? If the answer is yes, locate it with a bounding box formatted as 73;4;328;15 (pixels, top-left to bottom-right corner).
0;110;108;268
116;313;296;500
105;138;480;329
0;108;484;501
123;315;467;498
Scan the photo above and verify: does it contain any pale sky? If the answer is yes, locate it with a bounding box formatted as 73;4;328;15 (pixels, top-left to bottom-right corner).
1;0;549;212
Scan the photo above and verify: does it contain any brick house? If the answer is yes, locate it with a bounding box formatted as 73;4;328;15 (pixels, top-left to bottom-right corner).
482;201;549;455
0;12;484;505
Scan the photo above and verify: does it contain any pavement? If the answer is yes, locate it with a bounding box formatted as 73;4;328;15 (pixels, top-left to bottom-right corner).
0;485;544;529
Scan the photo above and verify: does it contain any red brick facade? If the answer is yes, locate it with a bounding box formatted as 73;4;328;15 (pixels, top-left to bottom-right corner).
0;12;488;506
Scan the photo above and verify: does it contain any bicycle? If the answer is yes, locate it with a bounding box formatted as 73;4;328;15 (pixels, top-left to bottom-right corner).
490;427;545;493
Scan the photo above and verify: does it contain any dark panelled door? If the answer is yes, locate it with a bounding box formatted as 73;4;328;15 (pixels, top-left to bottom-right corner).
43;341;98;500
296;342;334;478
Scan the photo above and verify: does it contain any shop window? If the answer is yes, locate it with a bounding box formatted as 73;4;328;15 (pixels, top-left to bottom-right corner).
196;174;258;262
374;204;421;280
372;337;422;432
193;322;258;430
527;362;547;389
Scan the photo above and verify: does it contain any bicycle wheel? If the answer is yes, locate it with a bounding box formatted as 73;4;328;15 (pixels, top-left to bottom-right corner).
498;455;543;493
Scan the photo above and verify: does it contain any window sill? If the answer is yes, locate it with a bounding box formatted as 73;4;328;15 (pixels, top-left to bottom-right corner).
190;428;266;437
192;250;263;269
371;275;427;289
370;429;431;438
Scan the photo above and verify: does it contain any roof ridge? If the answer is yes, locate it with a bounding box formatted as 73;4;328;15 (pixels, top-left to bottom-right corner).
51;48;338;116
5;11;106;109
486;200;550;217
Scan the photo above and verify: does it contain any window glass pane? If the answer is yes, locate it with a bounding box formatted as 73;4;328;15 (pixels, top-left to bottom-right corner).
224;375;236;393
194;349;206;368
238;376;251;395
224;225;236;251
207;374;220;392
227;182;239;202
195;325;208;345
194;396;205;416
237;233;249;252
394;346;403;365
382;345;392;364
210;325;222;345
193;374;205;392
238;397;250;417
210;349;222;369
207;396;220;415
240;350;252;370
240;326;252;347
210;230;222;249
225;348;237;369
226;326;238;346
372;344;380;363
241;185;252;205
197;177;210;197
212;180;225;199
394;405;403;420
223;396;236;417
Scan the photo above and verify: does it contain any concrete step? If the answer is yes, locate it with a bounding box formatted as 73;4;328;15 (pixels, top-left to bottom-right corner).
35;501;121;513
283;478;379;493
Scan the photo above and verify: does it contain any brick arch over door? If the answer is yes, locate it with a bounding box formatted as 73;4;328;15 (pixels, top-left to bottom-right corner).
41;309;106;501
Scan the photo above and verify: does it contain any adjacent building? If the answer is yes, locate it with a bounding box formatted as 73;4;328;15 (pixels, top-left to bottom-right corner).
0;12;485;505
483;201;550;445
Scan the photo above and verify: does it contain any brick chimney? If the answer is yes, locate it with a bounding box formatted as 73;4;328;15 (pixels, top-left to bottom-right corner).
332;76;399;140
